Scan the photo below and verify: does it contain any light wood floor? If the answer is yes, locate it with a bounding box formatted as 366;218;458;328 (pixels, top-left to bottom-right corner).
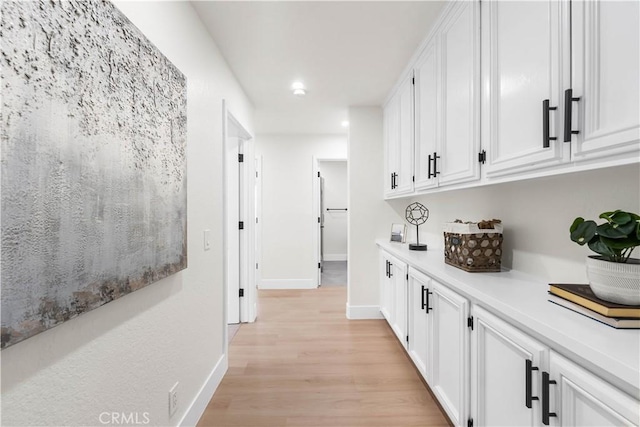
198;287;450;427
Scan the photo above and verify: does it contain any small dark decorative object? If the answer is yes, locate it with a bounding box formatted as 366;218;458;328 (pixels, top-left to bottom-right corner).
405;202;429;251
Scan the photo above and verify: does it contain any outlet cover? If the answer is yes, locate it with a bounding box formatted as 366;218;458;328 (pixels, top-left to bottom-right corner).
169;382;179;417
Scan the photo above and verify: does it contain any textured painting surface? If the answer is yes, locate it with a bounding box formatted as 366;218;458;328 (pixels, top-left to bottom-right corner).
1;0;187;349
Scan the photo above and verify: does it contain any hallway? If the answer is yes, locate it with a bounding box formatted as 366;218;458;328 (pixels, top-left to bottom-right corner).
198;287;450;426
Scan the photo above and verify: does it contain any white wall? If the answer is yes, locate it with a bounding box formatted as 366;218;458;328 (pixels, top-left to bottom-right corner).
255;134;346;288
1;2;253;426
319;161;348;261
347;107;399;316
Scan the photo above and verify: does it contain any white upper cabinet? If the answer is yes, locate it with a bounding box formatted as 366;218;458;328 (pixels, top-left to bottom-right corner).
414;38;440;190
438;0;480;186
482;0;569;178
570;0;640;162
386;0;639;196
415;0;480;190
384;74;414;198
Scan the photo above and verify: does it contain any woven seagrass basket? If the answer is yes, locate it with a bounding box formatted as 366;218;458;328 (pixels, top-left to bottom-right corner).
443;220;503;272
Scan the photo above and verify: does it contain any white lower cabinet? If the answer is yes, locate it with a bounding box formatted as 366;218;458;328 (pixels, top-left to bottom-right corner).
408;267;469;426
380;248;639;427
471;306;548;426
470;307;640;427
379;250;408;347
548;351;640;427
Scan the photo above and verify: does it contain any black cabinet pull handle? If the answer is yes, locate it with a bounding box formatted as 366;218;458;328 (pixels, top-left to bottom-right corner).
564;89;581;142
388;263;393;278
526;359;540;408
421;285;426;309
425;289;433;313
542;371;557;425
427;154;433;179
433;152;440;177
542;99;557;148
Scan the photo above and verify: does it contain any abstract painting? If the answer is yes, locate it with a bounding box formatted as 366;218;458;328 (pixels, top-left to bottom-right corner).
1;0;187;349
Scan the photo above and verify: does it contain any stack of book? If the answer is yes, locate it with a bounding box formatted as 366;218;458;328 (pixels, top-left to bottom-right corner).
548;284;640;329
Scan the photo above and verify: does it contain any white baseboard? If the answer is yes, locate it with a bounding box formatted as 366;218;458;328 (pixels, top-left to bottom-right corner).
345;303;384;320
323;254;348;261
179;354;227;427
259;279;316;289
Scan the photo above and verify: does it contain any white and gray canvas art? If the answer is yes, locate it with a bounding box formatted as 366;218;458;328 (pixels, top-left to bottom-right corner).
1;0;187;349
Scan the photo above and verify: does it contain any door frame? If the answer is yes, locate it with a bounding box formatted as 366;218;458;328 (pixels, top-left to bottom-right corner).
312;157;348;287
222;100;256;333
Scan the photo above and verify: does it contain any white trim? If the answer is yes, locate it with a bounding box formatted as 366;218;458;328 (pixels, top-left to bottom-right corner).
346;303;384;320
259;279;316;289
179;354;228;427
324;254;347;262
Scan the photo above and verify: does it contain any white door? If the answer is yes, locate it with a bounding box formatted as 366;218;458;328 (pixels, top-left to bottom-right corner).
482;0;568;177
224;104;254;325
253;156;262;319
549;351;639;426
428;280;469;427
471;306;548;427
226;136;241;324
570;0;640;162
414;37;440;191
438;0;480;186
407;268;430;376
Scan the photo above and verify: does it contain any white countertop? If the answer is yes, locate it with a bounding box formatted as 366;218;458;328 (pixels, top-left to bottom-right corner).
377;239;640;398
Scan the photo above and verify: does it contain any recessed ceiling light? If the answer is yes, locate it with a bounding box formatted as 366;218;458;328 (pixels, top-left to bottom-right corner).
341;121;349;128
291;81;306;96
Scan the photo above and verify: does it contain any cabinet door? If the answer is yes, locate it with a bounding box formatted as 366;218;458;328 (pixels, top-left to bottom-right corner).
390;258;408;346
570;0;640;162
395;75;415;195
549;351;639;426
407;268;430;376
438;0;480;186
379;252;393;322
428;279;469;427
383;94;400;197
471;306;547;427
414;38;440;191
482;0;568;177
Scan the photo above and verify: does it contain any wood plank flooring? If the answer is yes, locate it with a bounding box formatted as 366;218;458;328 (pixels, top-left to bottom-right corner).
198;287;450;427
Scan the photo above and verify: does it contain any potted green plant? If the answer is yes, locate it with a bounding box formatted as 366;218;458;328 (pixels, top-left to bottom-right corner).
570;210;640;305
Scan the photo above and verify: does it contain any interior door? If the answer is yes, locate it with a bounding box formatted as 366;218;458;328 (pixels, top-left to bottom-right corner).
226;136;240;324
320;175;325;273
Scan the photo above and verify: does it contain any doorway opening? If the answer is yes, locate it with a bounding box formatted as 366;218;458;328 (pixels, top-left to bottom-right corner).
313;158;348;287
223;101;256;344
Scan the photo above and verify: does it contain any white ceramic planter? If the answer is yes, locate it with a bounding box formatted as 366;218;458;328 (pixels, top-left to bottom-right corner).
586;256;640;305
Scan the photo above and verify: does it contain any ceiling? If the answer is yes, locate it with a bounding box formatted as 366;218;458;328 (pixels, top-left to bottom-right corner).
192;1;446;135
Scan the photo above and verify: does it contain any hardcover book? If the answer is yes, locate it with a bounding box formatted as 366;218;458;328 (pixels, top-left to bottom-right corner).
548;284;640;318
548;295;640;329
